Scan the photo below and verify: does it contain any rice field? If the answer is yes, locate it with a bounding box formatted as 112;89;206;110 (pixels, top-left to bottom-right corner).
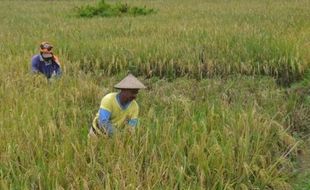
0;0;309;189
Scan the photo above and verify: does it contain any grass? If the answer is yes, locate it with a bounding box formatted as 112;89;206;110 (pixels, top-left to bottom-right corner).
292;138;310;190
0;0;309;189
294;174;310;190
0;70;300;189
0;0;309;83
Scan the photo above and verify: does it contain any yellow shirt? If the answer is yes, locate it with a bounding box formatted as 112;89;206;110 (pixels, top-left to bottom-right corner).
92;92;139;131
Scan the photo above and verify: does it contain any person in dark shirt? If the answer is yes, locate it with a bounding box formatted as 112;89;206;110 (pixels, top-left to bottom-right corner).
31;42;62;79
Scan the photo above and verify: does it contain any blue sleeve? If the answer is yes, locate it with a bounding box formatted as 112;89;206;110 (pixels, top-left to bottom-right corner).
128;119;138;127
98;108;114;136
99;108;111;124
31;56;39;73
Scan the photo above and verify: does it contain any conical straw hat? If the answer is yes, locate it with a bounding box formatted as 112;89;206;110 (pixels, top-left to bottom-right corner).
114;74;146;89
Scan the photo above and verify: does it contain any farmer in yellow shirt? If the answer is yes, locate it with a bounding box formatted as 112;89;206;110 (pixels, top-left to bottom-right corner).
89;74;146;137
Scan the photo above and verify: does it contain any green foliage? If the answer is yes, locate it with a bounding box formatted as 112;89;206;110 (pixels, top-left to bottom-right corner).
292;140;310;190
77;0;155;18
0;69;301;189
0;0;308;85
289;70;310;135
129;6;154;16
294;174;310;190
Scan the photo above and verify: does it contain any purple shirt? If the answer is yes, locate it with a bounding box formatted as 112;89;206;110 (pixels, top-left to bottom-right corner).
31;54;61;79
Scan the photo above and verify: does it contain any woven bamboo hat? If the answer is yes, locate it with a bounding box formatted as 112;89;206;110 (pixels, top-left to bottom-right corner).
114;74;146;89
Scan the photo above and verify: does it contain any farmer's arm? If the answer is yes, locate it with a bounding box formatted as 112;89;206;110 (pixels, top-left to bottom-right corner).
53;65;62;77
53;55;62;76
98;108;114;135
53;56;62;77
127;104;139;128
98;95;114;136
31;56;39;73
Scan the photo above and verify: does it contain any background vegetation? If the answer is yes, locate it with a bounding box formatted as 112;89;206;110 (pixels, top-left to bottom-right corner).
0;0;309;189
77;0;155;18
